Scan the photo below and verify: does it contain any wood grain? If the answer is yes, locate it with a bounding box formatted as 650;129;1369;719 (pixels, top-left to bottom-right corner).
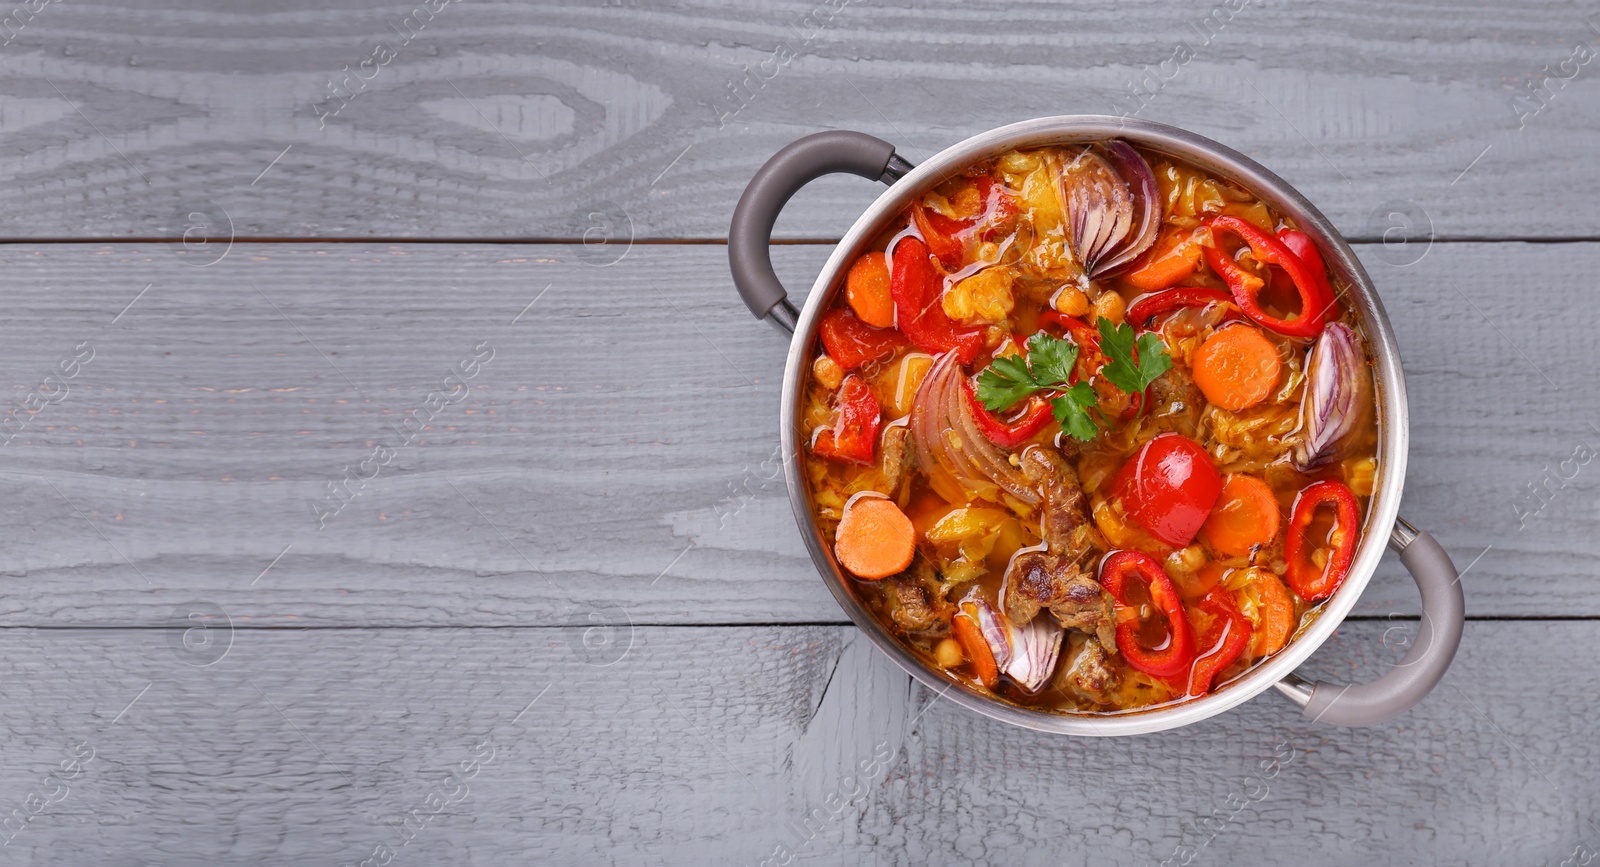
0;239;1588;625
0;621;1587;865
0;0;1594;240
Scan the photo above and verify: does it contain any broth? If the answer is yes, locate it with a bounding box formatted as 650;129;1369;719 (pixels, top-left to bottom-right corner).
801;141;1378;714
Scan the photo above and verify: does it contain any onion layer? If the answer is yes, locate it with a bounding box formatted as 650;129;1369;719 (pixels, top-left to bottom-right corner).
909;351;1040;507
963;593;1013;672
1057;140;1161;278
1003;614;1064;693
1292;322;1372;471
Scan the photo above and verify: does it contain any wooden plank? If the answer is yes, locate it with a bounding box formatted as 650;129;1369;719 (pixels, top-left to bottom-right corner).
0;240;1590;626
0;0;1595;240
0;621;1587;864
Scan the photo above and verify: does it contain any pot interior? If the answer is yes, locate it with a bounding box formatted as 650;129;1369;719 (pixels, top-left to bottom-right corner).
780;116;1407;735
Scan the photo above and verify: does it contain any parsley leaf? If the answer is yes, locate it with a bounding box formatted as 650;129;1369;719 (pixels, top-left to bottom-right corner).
971;317;1171;441
974;355;1039;412
974;333;1079;412
1050;382;1101;442
1097;317;1174;399
1025;331;1078;386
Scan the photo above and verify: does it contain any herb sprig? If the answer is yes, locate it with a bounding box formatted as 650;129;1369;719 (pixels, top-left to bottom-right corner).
973;316;1173;442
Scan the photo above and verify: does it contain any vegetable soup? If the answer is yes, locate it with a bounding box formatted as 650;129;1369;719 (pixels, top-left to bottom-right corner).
801;141;1378;714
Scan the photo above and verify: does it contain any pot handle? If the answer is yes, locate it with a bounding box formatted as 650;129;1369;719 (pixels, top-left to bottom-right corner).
1273;516;1465;725
729;131;913;334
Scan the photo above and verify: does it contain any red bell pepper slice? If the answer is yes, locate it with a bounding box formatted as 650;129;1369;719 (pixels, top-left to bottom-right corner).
1276;228;1338;321
1168;587;1253;697
1284;480;1360;601
1125;286;1234;327
912;176;1015;269
1099;550;1196;678
812;374;882;466
818;308;907;371
1110;433;1222;547
1203;215;1327;338
889;237;985;364
960;378;1052;447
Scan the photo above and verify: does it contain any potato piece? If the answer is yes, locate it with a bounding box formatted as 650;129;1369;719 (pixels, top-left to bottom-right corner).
872;353;934;417
998;149;1041;175
942;267;1015;325
1020;164;1063;231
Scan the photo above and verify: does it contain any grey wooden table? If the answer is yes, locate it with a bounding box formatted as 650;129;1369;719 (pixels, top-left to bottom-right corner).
0;1;1594;864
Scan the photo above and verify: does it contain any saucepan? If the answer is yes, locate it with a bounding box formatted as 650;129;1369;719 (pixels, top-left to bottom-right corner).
727;117;1463;735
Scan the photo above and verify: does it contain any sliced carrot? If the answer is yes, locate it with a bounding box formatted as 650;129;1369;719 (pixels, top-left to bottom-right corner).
1126;246;1203;294
1171;561;1227;600
1191;324;1281;411
952;606;999;688
1124;232;1203;292
1252;571;1297;657
845;253;896;328
834;496;916;580
1199;474;1282;557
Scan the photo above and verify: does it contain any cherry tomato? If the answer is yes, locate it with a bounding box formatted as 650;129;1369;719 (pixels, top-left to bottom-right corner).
1110;433;1223;547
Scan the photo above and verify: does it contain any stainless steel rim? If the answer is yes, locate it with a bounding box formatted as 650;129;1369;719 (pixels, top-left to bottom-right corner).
779;116;1408;736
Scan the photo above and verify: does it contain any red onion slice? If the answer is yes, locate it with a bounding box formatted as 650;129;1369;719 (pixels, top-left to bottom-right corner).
1292;322;1373;471
1002;614;1064;693
909;352;1041;507
1096;141;1162;275
1058;141;1160;279
962;593;1013;672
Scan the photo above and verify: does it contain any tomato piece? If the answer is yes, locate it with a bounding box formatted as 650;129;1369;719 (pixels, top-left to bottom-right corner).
888;237;985;363
812;375;882;465
1110;433;1223;547
1098;550;1196;678
818;308;907;371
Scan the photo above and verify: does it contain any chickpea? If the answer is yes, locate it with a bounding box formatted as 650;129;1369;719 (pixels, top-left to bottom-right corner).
1052;286;1089;316
812;355;844;391
1092;289;1126;325
935;638;965;669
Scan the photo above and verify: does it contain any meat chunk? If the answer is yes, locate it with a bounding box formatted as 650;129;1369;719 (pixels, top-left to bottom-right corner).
1149;364;1205;438
1018;447;1097;557
1003;446;1116;647
884;558;952;635
879;424;914;501
1058;635;1121;703
1004;551;1116;650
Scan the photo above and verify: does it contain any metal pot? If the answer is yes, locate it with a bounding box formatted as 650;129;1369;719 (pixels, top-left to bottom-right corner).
728;117;1463;735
